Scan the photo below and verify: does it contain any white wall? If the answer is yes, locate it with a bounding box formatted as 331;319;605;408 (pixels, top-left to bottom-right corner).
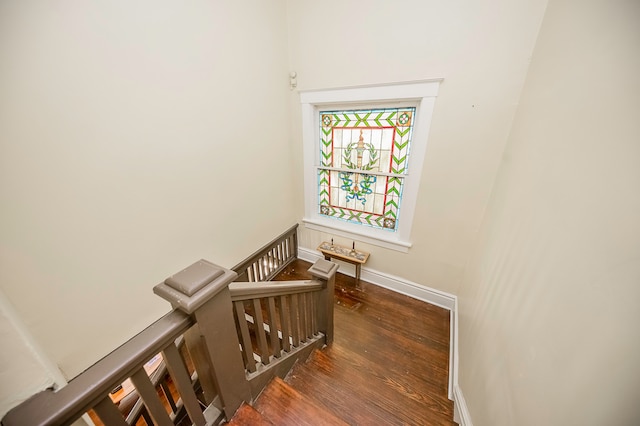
457;0;640;424
0;0;295;397
0;289;68;418
286;0;548;295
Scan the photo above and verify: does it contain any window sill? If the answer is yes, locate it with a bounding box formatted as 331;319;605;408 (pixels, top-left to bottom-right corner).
302;217;412;253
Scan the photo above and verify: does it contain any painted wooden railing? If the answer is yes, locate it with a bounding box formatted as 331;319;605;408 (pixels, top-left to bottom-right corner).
1;226;337;426
231;224;298;282
1;310;202;426
229;277;335;399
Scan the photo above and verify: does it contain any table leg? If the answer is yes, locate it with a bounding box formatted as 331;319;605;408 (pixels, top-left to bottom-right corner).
355;264;361;282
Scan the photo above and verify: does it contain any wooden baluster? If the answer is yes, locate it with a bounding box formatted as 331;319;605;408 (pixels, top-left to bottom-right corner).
310;292;317;335
267;296;281;358
162;343;207;426
264;253;270;276
306;292;313;339
272;248;280;270
234;301;257;373
266;252;272;275
130;369;174;426
315;292;321;335
93;396;128;426
183;325;219;404
252;298;271;365
277;295;291;352
299;292;308;342
160;380;178;414
262;255;269;278
291;231;298;259
289;293;300;347
302;292;309;338
284;237;290;259
277;243;283;265
252;263;258;281
265;253;271;276
141;410;154;425
257;258;264;281
307;292;314;339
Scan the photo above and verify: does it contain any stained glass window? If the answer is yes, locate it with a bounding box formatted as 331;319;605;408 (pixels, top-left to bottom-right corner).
317;107;416;232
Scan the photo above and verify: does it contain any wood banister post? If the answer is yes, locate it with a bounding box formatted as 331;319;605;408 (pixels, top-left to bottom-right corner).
154;259;251;421
308;259;339;345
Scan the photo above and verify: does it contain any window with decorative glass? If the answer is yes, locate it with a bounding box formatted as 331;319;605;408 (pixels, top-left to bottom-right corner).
300;81;440;252
317;107;416;232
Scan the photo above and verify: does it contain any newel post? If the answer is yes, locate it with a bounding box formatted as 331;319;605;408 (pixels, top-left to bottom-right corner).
308;258;339;345
153;259;251;420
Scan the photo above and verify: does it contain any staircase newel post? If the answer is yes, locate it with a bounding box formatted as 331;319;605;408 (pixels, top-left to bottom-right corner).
153;259;251;421
309;259;339;345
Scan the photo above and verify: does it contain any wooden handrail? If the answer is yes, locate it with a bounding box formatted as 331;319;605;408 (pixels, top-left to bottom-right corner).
229;280;323;301
1;310;193;426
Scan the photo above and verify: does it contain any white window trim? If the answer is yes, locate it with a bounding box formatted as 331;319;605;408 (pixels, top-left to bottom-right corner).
300;80;441;253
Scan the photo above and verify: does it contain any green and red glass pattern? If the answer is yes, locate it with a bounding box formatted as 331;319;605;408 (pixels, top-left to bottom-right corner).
318;107;415;231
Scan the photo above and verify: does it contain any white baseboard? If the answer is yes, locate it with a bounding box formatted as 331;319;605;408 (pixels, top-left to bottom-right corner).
298;247;455;310
453;384;473;426
298;245;462;412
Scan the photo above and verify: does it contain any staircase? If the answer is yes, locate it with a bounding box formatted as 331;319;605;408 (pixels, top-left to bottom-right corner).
2;226;455;426
228;349;349;426
228;259;457;426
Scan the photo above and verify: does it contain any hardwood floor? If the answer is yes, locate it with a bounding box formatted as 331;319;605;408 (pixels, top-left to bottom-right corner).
271;259;456;425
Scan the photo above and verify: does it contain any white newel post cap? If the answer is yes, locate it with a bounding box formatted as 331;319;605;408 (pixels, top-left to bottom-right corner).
154;259;238;314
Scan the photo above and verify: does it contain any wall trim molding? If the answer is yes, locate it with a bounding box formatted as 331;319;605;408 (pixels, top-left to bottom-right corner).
298;246;455;310
453;384;474;426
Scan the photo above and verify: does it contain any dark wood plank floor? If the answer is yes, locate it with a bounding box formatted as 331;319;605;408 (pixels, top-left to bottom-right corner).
274;259;456;426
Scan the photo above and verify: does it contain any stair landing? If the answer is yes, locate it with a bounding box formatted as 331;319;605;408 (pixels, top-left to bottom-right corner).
229;259;456;425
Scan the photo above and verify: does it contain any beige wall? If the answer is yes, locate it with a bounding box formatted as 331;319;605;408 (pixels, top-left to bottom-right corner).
0;0;295;389
287;0;548;295
0;288;65;418
457;0;640;424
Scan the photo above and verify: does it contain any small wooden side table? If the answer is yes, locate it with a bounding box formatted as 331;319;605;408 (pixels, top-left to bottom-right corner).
317;242;370;282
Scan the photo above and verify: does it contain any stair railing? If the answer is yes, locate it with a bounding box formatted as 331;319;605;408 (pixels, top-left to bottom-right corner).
231;224;299;282
152;258;337;419
1;309;203;426
2;226;337;426
228;263;336;399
